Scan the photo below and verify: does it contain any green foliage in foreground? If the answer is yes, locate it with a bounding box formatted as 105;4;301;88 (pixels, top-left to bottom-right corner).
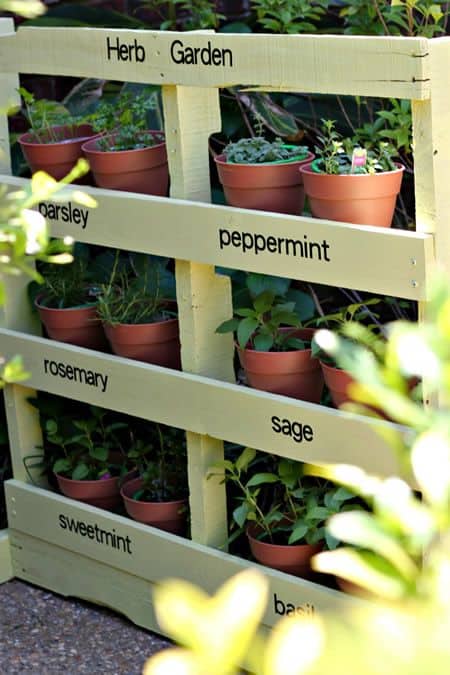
143;275;450;674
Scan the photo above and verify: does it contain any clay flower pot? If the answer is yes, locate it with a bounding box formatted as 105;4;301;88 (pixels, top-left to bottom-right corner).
121;477;188;534
238;328;323;402
320;360;356;408
300;162;404;228
103;317;181;368
19;124;97;181
81;130;168;195
247;524;322;577
35;294;107;350
214;151;314;214
55;472;121;510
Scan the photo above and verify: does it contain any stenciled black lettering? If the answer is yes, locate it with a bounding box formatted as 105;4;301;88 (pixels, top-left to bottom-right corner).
59;514;67;529
271;415;314;444
170;39;233;67
217;227;331;263
44;358;108;392
37;201;90;229
58;514;132;554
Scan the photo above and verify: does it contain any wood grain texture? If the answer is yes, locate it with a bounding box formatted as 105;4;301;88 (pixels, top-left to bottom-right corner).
0;177;434;301
7;481;367;628
0;330;407;478
0;27;430;98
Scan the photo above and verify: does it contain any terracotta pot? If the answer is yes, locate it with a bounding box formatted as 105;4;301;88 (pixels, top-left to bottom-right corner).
214;151;314;214
81;130;168;195
320;360;355;408
247;524;322;577
238;328;323;402
55;472;121;510
121;477;188;534
35;295;107;350
19;124;97;181
103;317;181;368
300;163;404;227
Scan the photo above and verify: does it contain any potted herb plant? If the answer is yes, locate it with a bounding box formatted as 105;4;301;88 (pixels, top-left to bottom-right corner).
211;448;356;577
34;257;107;350
214;136;313;214
120;424;189;534
97;251;181;368
300;120;404;227
216;274;322;402
312;299;382;408
18;87;96;181
44;405;132;511
82;90;168;195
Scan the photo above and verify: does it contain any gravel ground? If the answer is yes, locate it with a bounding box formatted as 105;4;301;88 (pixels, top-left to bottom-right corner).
0;579;170;674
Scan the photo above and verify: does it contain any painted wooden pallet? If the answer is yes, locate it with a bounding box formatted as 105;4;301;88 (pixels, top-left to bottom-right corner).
0;19;449;627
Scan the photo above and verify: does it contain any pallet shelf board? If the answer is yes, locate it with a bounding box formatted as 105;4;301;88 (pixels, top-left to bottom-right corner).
0;529;12;583
6;480;366;629
0;176;434;300
0;28;431;99
0;329;407;477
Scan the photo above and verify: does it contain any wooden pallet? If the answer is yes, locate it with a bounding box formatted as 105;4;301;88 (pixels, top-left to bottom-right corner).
0;19;449;627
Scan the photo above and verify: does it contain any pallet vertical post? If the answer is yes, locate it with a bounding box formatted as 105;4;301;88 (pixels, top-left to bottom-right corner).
162;84;234;548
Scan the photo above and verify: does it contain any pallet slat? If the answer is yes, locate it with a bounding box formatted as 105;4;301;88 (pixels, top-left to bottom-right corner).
0;530;12;583
0;177;434;301
0;28;431;98
6;481;365;630
0;330;406;477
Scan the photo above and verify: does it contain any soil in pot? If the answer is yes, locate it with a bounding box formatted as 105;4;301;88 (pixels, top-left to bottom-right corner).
35;295;108;351
103;317;181;368
19;124;97;181
300;163;404;228
55;472;122;511
215;151;314;214
238;328;323;402
81;130;168;195
247;524;322;577
121;477;188;534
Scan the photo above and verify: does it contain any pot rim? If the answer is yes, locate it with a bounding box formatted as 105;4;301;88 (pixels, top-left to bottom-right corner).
82;130;166;155
35;292;98;312
55;471;119;485
214;150;314;168
102;315;179;328
246;523;321;550
19;124;97;147
299;161;404;178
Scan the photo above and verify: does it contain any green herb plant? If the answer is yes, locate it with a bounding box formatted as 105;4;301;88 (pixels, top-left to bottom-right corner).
35;256;99;309
18;87;83;144
210;447;357;547
97;251;176;325
89;89;162;152
128;424;188;502
223;137;308;164
252;0;329;34
313;119;397;175
46;405;129;481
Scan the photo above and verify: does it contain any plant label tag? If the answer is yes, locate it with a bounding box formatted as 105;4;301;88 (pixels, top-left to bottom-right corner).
351;148;367;172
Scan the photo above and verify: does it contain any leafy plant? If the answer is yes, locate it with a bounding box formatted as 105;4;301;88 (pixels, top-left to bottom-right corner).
252;0;329;34
34;255;100;309
97;251;176;325
89;89;163;152
18;87;84;144
45;405;130;481
128;423;188;502
216;272;315;351
211;448;357;547
223;137;308;164
313;119;398;175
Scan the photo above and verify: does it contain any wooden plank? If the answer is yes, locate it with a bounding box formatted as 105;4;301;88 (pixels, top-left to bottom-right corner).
0;530;12;583
7;481;367;628
0;177;434;301
412;38;450;408
0;330;407;477
162;84;232;548
0;27;430;99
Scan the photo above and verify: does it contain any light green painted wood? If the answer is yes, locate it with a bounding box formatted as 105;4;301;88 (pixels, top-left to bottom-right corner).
0;329;407;477
0;26;430;99
0;176;434;301
6;481;366;628
0;530;12;583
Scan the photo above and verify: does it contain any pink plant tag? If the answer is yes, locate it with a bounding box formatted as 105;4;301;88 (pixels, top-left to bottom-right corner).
351;148;367;172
